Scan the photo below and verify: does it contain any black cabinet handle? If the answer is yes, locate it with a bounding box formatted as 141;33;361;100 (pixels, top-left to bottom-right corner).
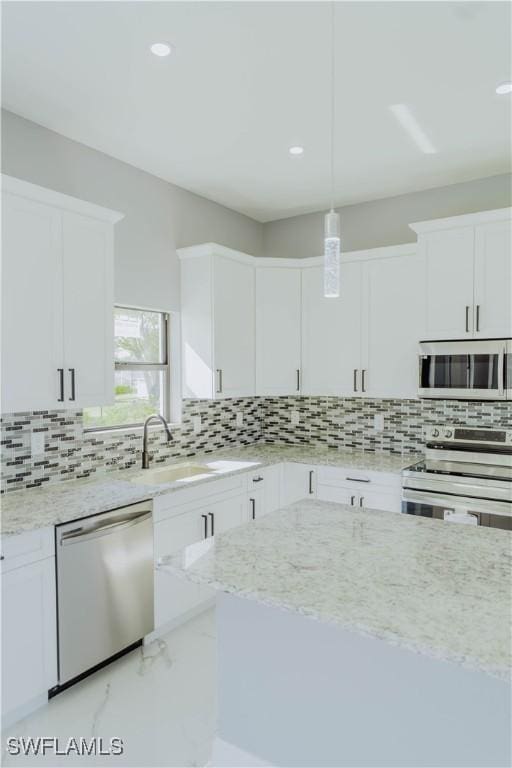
252;476;264;483
57;369;64;402
476;304;480;332
201;514;208;539
250;498;256;520
465;305;470;333
361;369;366;393
345;477;370;483
296;369;300;392
308;470;314;494
208;512;215;536
353;369;358;392
68;368;76;401
359;497;364;507
350;495;356;506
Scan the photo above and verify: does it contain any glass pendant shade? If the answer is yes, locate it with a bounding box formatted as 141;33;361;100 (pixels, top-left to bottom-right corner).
324;209;340;298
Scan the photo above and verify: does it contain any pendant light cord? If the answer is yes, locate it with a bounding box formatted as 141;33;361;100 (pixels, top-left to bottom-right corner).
330;0;335;212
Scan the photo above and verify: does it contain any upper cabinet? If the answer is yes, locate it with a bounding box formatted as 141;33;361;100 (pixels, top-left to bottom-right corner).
411;208;512;341
361;246;423;399
301;245;422;399
1;175;123;414
256;265;301;396
301;261;363;396
179;244;255;399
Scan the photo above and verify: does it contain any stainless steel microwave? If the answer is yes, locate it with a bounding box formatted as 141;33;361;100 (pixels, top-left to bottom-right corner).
418;339;512;400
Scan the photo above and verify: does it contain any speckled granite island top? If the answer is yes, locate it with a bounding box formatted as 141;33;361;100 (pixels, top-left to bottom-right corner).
159;499;512;681
1;444;418;535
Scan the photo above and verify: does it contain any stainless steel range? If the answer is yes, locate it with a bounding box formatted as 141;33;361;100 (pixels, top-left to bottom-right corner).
402;425;512;530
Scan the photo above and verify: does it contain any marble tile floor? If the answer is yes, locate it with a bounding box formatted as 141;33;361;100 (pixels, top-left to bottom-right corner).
2;609;217;768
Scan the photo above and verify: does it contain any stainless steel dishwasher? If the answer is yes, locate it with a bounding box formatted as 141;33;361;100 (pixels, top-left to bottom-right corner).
55;500;154;688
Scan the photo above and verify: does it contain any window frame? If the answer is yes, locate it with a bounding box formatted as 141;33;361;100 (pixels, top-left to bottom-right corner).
84;305;171;433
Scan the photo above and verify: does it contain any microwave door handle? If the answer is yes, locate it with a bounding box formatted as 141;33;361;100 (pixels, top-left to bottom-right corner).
498;347;505;396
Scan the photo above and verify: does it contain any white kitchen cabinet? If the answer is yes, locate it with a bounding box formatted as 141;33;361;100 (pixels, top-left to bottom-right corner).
179;244;255;399
362;247;423;399
282;463;317;505
301;262;362;396
256;266;301;395
1;175;123;413
411;208;512;341
153;488;246;630
474;220;512;338
247;464;282;520
61;211;115;407
317;484;401;513
1;529;57;728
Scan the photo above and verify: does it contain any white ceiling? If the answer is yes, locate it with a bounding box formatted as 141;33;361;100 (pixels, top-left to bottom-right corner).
2;1;511;222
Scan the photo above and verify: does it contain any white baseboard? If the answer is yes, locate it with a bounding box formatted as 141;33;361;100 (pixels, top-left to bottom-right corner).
2;691;49;731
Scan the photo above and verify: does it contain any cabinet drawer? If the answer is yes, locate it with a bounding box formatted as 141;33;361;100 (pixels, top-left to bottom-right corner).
153;474;247;523
1;527;54;573
316;465;400;490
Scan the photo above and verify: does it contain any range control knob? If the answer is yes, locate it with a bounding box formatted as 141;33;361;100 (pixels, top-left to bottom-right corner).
431;428;440;437
444;429;453;439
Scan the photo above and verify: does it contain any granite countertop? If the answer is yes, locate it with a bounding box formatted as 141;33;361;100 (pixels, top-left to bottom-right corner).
0;443;420;536
159;499;512;681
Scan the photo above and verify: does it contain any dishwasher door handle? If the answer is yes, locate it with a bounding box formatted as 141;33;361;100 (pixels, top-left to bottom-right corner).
59;510;152;545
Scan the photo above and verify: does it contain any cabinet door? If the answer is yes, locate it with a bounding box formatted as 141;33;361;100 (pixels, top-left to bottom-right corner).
423;228;475;340
362;251;423;398
214;256;255;397
247;464;281;519
282;463;317;505
317;485;355;505
1;557;57;724
357;488;401;513
154;511;208;629
210;494;246;535
62;211;114;408
474;220;512;338
1;193;63;412
256;267;301;395
301;263;362;396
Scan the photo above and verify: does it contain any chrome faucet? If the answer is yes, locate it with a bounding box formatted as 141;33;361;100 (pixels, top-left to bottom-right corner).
142;414;173;469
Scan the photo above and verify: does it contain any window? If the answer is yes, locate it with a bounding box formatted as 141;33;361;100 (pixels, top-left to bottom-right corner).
84;307;170;431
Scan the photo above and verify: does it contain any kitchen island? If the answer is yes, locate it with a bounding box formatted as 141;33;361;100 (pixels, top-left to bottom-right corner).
160;499;512;767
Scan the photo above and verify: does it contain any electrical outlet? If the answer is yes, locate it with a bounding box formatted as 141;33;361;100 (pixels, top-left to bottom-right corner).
291;410;300;426
374;414;385;432
192;415;201;434
31;431;45;456
236;412;244;427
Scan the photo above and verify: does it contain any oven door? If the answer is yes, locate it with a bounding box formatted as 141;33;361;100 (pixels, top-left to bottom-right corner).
418;340;506;400
402;489;512;530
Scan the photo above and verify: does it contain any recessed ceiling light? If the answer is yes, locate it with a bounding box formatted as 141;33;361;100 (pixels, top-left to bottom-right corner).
289;146;304;156
496;81;512;95
150;42;172;57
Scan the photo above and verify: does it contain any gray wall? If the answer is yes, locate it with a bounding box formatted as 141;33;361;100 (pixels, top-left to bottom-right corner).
263;173;512;259
1;110;263;311
3;109;511;299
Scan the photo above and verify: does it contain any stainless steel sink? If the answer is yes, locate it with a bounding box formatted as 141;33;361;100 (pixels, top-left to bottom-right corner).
130;463;213;485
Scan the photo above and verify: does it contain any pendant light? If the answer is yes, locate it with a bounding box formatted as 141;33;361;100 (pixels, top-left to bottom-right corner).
324;1;341;298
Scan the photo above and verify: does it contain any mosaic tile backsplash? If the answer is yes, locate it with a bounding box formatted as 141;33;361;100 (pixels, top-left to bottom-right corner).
1;396;511;493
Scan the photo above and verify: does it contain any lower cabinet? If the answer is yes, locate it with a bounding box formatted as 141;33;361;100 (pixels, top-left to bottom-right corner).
281;463;317;505
246;464;281;520
315;466;402;513
153;491;247;630
317;484;401;513
1;531;57;727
